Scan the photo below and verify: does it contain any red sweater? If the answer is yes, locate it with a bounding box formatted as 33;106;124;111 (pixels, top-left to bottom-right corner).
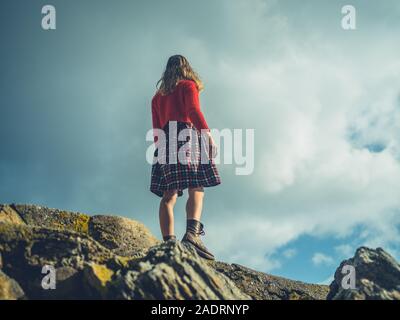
151;80;209;140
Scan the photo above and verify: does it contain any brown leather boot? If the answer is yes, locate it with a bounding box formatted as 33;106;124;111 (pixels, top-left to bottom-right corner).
182;219;215;260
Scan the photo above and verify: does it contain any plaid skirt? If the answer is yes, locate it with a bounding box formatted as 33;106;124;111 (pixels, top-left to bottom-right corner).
150;121;221;197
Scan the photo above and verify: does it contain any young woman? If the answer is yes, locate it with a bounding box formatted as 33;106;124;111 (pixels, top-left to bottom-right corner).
150;55;221;260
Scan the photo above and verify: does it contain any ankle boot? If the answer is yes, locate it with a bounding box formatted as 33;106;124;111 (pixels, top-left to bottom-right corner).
163;235;177;242
182;219;215;260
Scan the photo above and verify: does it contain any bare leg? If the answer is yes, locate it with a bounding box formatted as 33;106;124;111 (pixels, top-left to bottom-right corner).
159;190;178;238
186;187;204;221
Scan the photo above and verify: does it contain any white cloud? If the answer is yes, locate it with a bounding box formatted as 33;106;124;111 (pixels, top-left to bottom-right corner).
208;215;305;271
312;253;335;266
198;0;400;274
282;248;297;259
334;244;354;258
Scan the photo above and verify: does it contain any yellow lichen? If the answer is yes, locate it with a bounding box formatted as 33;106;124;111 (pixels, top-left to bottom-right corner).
90;263;114;287
72;214;90;233
115;256;131;268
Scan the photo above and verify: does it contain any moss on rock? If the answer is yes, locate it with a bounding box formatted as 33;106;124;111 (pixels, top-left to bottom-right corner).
11;204;90;234
72;213;90;233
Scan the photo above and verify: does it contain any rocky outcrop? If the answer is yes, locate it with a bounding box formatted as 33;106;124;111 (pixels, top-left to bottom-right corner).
327;247;400;300
0;270;25;300
0;221;121;299
89;215;159;258
109;241;250;300
9;204;160;257
0;205;24;225
2;203;398;300
0;204;249;299
209;261;329;300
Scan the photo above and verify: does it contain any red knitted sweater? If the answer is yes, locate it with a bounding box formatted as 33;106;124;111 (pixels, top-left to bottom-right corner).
151;80;209;139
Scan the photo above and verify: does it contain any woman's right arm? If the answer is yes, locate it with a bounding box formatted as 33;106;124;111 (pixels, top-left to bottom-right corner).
183;82;217;158
183;81;210;131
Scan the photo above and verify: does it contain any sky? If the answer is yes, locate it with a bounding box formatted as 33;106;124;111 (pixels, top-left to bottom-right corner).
1;0;400;284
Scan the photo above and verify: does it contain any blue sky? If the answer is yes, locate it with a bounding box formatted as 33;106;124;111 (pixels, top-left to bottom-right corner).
1;0;400;284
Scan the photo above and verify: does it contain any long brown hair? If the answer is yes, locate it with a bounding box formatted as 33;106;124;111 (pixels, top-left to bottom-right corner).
156;55;204;95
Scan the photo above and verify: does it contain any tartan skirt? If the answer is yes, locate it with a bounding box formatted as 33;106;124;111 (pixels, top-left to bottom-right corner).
150;121;221;197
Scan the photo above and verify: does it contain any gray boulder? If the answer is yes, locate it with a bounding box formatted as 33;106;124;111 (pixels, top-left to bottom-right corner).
89;215;159;257
110;241;251;300
327;247;400;300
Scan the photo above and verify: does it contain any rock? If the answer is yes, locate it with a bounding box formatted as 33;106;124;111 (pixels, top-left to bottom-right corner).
0;223;118;299
12;204;90;233
109;241;251;300
89;215;159;257
52;266;83;299
327;247;400;300
3;203;397;300
11;204;159;257
209;261;329;300
0;205;25;225
0;270;25;300
0;204;250;300
0;208;250;300
84;263;115;298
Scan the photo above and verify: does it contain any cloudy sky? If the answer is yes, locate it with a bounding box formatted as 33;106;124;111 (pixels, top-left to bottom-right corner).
1;0;400;284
